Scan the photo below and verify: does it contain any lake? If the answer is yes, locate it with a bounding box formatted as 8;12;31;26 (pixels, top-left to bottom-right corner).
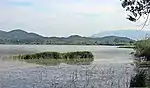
0;45;135;88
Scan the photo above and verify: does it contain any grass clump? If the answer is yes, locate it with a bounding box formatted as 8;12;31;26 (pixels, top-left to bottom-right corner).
15;51;94;65
18;51;94;60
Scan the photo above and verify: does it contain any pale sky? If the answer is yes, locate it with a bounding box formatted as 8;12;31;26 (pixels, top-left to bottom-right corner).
0;0;149;37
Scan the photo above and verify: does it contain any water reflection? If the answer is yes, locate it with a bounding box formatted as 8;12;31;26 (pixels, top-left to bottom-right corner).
23;59;94;66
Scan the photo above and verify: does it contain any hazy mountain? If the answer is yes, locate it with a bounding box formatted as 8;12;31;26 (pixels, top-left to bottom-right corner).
92;30;150;40
0;29;44;40
98;36;134;44
0;29;135;45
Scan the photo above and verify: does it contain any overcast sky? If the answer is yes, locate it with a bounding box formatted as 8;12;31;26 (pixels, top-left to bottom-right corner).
0;0;149;37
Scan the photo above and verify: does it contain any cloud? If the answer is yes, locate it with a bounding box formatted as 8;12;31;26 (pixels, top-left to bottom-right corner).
62;4;117;15
0;0;146;37
6;0;118;14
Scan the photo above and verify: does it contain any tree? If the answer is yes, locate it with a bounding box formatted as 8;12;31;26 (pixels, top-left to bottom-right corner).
121;0;150;28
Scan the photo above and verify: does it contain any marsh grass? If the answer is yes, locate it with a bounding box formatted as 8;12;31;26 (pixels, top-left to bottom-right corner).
13;51;94;65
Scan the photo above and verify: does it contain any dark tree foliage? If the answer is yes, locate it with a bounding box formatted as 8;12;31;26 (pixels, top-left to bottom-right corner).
121;0;150;28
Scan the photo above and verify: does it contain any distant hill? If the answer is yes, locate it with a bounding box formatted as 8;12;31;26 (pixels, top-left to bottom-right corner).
0;29;44;40
0;29;135;45
92;30;150;40
97;36;134;44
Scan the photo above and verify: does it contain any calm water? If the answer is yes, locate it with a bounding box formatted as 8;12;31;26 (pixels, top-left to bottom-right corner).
0;45;134;88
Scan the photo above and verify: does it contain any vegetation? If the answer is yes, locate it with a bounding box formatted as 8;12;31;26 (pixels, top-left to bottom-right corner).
131;38;150;87
134;39;150;61
130;70;147;87
120;0;150;87
134;59;150;67
121;0;150;29
15;51;94;65
18;51;94;60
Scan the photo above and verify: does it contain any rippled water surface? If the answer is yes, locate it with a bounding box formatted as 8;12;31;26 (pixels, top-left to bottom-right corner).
0;45;134;88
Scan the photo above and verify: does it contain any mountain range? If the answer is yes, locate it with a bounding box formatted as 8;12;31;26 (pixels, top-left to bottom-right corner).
0;29;135;45
92;30;150;40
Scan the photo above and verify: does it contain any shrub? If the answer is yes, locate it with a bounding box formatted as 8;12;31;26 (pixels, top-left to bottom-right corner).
135;39;150;61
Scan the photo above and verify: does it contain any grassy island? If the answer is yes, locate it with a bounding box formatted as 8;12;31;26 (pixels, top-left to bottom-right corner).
15;51;94;65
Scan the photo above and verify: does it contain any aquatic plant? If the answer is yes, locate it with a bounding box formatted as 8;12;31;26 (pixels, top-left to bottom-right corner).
14;51;94;65
18;51;94;60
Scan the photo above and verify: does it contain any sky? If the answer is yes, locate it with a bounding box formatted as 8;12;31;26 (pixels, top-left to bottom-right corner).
0;0;149;37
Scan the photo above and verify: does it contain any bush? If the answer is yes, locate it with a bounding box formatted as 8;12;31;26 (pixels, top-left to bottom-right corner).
135;39;150;61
